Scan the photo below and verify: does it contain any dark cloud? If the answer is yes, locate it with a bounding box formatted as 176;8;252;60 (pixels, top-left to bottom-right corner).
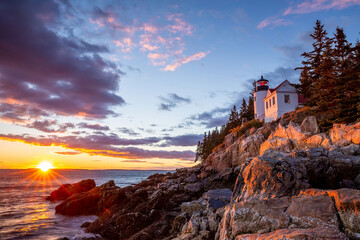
78;122;110;131
187;106;233;128
158;93;191;111
162;134;203;147
27;120;74;133
0;133;194;160
0;1;125;120
0;103;50;123
118;127;140;136
263;66;300;85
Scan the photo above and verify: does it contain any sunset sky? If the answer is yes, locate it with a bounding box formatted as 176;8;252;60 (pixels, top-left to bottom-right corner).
0;0;359;169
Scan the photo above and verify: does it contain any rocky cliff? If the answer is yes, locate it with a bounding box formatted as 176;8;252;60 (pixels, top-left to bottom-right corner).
50;113;360;240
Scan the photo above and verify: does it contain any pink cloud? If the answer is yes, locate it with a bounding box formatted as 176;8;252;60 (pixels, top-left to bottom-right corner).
147;53;169;66
113;38;135;52
257;17;292;29
283;0;360;15
142;23;158;33
167;13;193;35
163;51;208;71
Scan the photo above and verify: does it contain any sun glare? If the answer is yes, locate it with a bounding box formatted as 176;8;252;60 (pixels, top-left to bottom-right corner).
37;161;53;172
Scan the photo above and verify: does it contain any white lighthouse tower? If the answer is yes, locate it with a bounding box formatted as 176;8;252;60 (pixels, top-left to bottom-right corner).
254;76;269;121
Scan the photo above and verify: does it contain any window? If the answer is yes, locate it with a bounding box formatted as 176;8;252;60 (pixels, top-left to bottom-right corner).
273;96;275;105
284;95;290;103
269;100;271;107
266;101;268;109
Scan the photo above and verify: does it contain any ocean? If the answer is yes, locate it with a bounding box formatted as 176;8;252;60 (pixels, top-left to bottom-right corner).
0;169;169;240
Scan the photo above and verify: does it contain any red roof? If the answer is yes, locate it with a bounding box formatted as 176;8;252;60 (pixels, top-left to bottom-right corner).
298;94;307;104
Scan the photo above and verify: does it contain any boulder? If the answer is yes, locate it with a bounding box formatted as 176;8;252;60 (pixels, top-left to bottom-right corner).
46;179;96;201
260;137;293;155
330;122;360;145
327;188;360;238
199;188;232;210
286;194;339;228
55;180;126;216
185;182;203;194
216;197;290;239
232;156;297;202
238;133;264;165
300;116;320;134
236;227;348;240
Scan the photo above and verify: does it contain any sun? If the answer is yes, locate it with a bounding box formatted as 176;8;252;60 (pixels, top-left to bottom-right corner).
37;161;54;172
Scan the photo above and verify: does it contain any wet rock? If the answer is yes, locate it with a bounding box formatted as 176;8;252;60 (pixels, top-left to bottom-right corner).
55;180;126;216
47;179;96;201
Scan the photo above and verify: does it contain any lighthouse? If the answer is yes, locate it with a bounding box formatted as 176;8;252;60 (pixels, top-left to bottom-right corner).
253;76;269;120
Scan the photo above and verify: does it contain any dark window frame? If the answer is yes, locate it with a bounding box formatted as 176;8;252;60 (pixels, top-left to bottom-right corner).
284;94;290;103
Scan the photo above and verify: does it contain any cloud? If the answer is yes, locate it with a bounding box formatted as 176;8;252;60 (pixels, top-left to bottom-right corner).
0;102;50;123
122;160;146;163
263;66;301;85
159;93;191;111
27;120;75;133
163;51;208;71
162;134;203;147
89;6;205;71
188;107;230;128
78;122;110;131
257;17;292;29
283;0;360;15
0;133;195;160
54;151;81;155
118;127;140;136
0;1;125;121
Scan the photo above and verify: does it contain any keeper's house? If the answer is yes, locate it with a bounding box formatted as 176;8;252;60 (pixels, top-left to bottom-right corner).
253;76;305;123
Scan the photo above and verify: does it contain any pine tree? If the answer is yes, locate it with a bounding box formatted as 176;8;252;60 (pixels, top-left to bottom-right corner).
297;20;330;103
239;98;247;119
332;27;356;122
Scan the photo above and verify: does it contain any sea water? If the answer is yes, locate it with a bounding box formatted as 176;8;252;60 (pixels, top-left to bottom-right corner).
0;169;168;240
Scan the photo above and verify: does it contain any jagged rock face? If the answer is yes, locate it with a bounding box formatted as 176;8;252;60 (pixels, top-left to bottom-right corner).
330;122;360;145
55;180;126;216
232;148;360;202
216;190;350;240
235;227;348;240
327;188;360;238
46;179;96;201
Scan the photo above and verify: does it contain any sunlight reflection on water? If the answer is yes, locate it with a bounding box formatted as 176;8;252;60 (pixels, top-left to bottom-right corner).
0;168;168;240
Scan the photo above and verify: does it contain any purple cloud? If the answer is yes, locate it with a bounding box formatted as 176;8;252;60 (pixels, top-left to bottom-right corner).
78;122;110;131
27;120;75;133
0;1;125;120
0;133;195;160
159;93;191;111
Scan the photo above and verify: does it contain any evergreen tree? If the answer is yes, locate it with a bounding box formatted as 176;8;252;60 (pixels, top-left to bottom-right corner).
332;27;356;122
297;20;330;103
228;105;240;130
239;98;247;119
247;96;254;120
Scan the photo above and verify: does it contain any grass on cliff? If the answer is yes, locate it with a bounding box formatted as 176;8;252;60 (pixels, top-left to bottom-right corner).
230;119;264;136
